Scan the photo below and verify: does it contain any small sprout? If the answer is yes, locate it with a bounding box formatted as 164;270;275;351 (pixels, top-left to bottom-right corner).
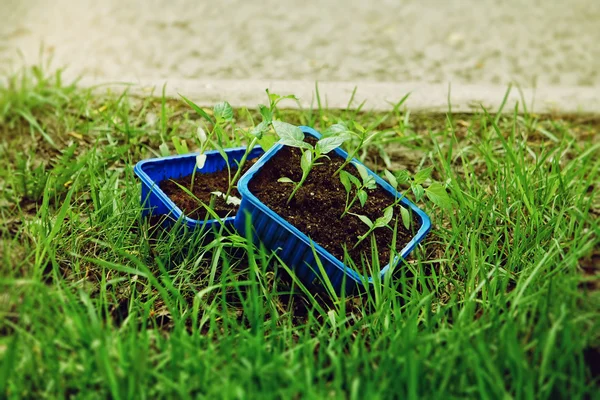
211;191;242;206
352;206;394;248
214;101;234;123
278;177;295;184
273;121;349;203
400;207;411;230
339;162;377;218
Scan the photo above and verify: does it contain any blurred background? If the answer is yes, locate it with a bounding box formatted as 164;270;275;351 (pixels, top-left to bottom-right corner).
2;0;599;88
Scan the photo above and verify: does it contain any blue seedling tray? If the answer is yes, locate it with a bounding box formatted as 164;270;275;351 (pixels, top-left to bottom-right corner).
234;126;432;294
134;146;264;230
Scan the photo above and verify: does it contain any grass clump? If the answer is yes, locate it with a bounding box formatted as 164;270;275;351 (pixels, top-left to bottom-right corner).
0;65;598;399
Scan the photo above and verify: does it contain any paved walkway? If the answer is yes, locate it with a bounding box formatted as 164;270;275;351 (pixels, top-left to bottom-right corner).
2;0;599;111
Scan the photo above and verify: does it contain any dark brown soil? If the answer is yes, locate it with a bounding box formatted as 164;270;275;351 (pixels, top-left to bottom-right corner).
160;159;258;220
249;141;421;265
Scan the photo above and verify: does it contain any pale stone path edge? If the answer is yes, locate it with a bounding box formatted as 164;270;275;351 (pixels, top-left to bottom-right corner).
76;76;600;114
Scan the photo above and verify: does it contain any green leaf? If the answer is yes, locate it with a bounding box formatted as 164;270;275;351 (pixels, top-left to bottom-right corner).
180;94;214;124
353;122;366;133
357;190;368;207
323;122;351;137
384;170;397;189
396;170;410;185
214;101;234;122
257;134;277;152
339;171;352;194
249;120;269;139
278;177;295;184
375;206;394;228
348;174;361;188
412;184;425;202
354;163;370;184
273;121;305;142
300;150;313;175
364;175;377;190
258;105;272;123
400;207;411;230
279;138;313;150
196;154;207;169
316;135;349;154
425;182;452;209
355;214;373;228
414;167;433;185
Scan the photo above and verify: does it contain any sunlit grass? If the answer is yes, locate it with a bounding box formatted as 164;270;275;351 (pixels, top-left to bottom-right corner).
0;65;598;398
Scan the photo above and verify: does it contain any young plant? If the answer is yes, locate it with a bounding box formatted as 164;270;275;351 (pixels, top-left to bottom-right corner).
338;163;377;218
179;98;258;205
273;121;348;203
323;121;379;176
382;167;452;229
350;206;394;248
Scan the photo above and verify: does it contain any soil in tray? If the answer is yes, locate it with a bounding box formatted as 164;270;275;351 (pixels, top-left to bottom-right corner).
160;159;258;221
249;141;422;265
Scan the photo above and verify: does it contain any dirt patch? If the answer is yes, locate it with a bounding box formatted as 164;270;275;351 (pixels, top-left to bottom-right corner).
249;142;421;266
159;159;258;220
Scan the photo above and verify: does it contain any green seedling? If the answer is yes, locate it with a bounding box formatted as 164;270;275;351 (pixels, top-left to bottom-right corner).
273;121;349;203
338;163;377;218
383;167;452;229
324;121;379;176
350;206;394;249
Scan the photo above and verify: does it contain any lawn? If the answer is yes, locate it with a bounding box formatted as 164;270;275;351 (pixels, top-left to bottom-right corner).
0;65;598;399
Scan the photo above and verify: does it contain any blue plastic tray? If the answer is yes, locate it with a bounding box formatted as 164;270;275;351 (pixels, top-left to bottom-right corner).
234;126;432;294
134;146;264;230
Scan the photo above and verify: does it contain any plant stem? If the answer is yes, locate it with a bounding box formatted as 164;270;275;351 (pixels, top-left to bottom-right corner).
340;190;360;218
333;137;364;176
225;136;259;200
286;169;310;203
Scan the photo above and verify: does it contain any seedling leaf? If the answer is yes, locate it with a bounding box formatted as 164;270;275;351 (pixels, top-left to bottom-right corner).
339;171;352;193
300;150;313;175
396;170;410;184
400;206;411;229
354;163;370;183
278;177;295;184
316;135;349;154
374;207;394;228
364;175;377;190
323;122;351;137
414;167;433;185
384;169;397;189
258;105;272;123
355;214;373;228
348;174;361;188
412;184;425;202
250;120;269;139
273;121;304;142
214;101;234;122
357;190;368;207
425;182;452;208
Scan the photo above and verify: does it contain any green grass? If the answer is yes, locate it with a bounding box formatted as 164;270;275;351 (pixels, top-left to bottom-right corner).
0;66;598;399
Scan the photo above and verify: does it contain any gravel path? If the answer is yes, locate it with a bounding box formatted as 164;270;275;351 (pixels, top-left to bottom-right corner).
2;0;599;87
